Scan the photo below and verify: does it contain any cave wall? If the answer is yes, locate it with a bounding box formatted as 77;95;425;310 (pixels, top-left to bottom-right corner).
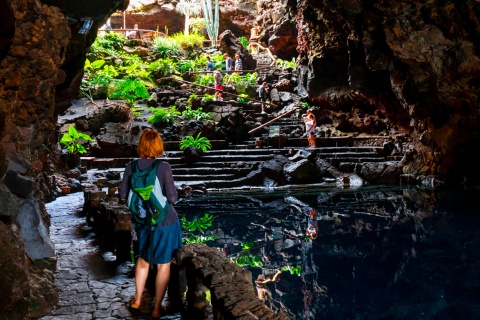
0;0;128;318
291;0;480;185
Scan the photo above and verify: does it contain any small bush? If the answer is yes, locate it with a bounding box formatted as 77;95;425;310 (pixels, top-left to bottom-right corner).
151;36;181;58
179;133;212;152
148;106;180;126
171;32;205;50
181;106;213;121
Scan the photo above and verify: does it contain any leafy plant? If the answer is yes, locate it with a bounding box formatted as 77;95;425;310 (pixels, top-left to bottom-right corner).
242;241;255;251
118;55;152;83
181;106;213;121
235;255;263;268
149;58;178;78
194;73;215;86
236;93;249;104
148;106;181;126
60;126;92;154
202;94;215;102
171;32;205;50
281;265;302;276
109;77;150;106
238;36;249;48
179;133;212;152
88;33;125;59
151;36;181;58
181;213;214;233
181;213;216;245
176;59;198;73
276;58;296;69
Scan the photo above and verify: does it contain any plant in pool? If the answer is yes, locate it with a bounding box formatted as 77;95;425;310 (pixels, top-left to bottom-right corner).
179;133;212;152
148;106;181;127
109;77;150;107
60;126;92;154
242;241;255;250
181;106;213;121
235;255;263;268
201;93;215;102
281;265;301;276
181;213;216;245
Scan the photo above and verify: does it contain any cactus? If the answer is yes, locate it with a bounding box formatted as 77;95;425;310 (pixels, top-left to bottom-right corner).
201;0;219;46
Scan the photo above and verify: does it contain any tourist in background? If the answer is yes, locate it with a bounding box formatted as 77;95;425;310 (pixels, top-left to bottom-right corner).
234;53;243;73
259;82;269;114
206;56;214;72
224;53;233;73
214;69;223;101
120;129;182;319
303;109;316;148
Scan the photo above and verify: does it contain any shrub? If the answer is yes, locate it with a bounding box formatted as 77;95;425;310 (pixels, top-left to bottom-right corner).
181;106;213;121
109;77;150;106
151;36;181;58
148;106;180;126
60;126;92;154
238;36;249;48
179;133;212;152
149;58;178;78
171;32;205;50
202;93;215;102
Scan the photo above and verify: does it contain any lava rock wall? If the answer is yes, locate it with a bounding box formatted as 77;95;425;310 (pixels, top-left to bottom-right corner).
0;0;128;318
291;0;480;185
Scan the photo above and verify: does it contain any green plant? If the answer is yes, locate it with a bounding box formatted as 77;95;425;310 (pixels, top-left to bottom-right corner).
148;106;181;126
176;59;198;73
238;36;249;48
181;213;214;232
195;74;215;86
202;93;215;102
236;93;249;104
281;265;302;276
109;77;150;106
179;133;212;152
149;58;178;78
151;36;181;58
181;213;216;245
276;58;296;69
171;32;205;50
235;255;263;268
181;106;213;121
242;241;255;250
60;126;92;154
88;33;125;59
189;17;206;34
118;55;152;83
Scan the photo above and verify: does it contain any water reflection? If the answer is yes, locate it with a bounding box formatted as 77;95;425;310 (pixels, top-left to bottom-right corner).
175;185;480;319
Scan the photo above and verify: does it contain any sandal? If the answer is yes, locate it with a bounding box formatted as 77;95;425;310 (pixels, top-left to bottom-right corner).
129;298;141;310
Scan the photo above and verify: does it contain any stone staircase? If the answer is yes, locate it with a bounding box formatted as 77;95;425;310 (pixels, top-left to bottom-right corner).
80;130;403;191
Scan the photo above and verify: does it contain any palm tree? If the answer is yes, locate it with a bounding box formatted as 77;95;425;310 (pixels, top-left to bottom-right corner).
176;0;203;36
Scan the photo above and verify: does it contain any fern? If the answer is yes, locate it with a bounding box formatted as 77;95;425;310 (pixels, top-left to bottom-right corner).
109;77;150;106
179;133;212;152
148;106;180;126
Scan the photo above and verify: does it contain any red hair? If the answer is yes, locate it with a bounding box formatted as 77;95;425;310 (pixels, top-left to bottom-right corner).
137;129;164;158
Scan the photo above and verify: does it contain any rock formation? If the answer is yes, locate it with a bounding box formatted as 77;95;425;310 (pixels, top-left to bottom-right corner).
0;0;127;318
291;0;480;185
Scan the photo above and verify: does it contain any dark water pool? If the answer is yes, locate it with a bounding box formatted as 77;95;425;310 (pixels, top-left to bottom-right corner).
175;185;480;320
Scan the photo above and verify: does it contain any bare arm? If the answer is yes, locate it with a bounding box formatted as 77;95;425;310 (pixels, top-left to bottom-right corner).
162;162;178;204
119;162;132;202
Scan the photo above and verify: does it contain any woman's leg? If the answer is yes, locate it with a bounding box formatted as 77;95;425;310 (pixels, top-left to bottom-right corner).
133;257;150;305
152;262;171;317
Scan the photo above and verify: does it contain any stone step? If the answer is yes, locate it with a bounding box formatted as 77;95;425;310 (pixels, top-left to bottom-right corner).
173;173;237;181
327;157;393;166
172;167;253;175
318;152;384;158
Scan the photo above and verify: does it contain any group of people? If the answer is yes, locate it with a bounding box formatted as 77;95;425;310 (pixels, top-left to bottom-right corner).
206;53;243;101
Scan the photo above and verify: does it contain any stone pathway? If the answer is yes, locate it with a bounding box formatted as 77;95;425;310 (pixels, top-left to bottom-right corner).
38;192;181;320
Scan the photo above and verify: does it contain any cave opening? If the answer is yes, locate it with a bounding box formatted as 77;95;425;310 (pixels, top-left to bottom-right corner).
0;0;15;63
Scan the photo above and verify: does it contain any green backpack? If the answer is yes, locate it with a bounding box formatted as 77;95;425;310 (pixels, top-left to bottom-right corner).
127;159;168;225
